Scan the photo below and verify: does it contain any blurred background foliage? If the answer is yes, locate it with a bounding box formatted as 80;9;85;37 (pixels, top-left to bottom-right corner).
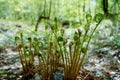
0;0;119;23
0;0;120;49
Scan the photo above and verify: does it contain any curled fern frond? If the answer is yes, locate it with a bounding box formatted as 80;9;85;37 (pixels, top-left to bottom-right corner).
57;36;63;42
94;13;103;23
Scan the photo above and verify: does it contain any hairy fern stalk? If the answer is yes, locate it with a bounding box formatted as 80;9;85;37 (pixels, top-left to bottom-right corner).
15;13;103;80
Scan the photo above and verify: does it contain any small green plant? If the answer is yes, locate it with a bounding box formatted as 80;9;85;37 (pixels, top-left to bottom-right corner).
15;33;35;79
47;13;103;80
15;32;62;80
33;37;62;80
15;13;103;80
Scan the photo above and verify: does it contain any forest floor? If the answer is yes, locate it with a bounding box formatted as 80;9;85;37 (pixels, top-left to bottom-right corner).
0;20;120;80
